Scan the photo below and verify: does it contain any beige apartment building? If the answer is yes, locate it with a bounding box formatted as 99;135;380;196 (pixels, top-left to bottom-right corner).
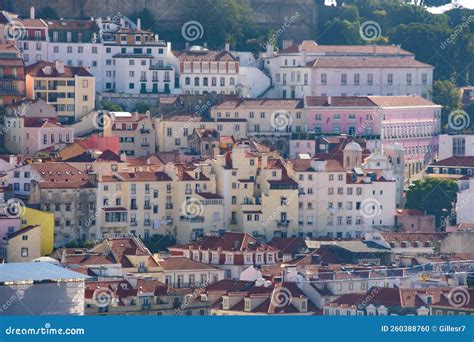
211;144;299;240
155;113;246;153
210;98;304;157
25;61;95;124
104;111;156;157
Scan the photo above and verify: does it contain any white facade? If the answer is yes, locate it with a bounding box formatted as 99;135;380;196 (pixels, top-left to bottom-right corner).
439;134;474;160
263;40;433;99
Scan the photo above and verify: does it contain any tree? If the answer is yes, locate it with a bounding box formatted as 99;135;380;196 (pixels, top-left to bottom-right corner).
181;0;260;50
135;101;149;113
318;19;362;45
432;80;461;125
64;240;96;249
143;234;176;253
102;101;123;112
405;178;458;229
413;0;452;6
40;6;59;19
130;8;156;31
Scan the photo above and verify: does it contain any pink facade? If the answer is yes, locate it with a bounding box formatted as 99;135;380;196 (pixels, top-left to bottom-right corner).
24;124;74;155
303;97;441;177
289;140;316;159
0;216;21;240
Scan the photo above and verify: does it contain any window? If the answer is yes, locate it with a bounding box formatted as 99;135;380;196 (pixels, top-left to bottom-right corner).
387;73;393;85
341;74;347;85
453;137;465;156
367;73;373;85
21;248;28;257
321;73;327;85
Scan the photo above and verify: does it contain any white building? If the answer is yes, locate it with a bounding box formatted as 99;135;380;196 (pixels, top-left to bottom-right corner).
263;40;433;99
172;45;270;97
439;134;474;160
289;141;398;238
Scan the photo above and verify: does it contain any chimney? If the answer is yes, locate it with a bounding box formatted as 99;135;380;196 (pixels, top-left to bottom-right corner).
282;39;294;50
55;60;65;74
203;42;208;48
137;18;141;30
266;43;274;58
120;17;125;27
327;96;332;106
185;42;189;51
30;6;35;19
224;43;230;52
261;153;268;169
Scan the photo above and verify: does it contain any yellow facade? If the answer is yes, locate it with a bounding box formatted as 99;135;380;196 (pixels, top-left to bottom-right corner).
21;207;55;255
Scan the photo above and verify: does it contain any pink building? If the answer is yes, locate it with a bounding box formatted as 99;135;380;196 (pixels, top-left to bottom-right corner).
304;96;441;179
0;215;21;241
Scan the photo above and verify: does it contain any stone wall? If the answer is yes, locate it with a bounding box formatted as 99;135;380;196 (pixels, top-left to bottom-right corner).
1;0;317;41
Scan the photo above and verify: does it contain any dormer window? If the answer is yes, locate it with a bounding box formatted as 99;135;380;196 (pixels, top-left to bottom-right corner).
244;298;251;311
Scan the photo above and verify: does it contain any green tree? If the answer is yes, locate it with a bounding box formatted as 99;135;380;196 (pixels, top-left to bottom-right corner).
102;101;123;112
64;240;96;249
405;178;458;229
130;8;156;31
432;80;461;125
181;0;260;50
135;101;150;113
318;19;362;45
143;234;176;253
40;6;59;19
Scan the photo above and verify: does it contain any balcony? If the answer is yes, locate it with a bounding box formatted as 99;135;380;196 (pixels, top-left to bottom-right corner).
140;128;151;134
277;220;290;228
165;203;173;209
179;216;205;223
141;142;150;147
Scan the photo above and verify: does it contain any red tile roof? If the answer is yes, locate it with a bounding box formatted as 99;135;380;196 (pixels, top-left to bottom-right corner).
26;61;93;78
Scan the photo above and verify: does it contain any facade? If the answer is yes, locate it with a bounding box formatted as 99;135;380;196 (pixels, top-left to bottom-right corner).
290;141;398;238
1;225;41;263
304;96;441;180
263;40;433;99
211;145;299;240
0;42;25;105
28;162;97;246
168;232;279;279
25;60;95;123
174;47;242;96
210;98;304;157
103;111;156;157
395;209;436;233
438;134;474;160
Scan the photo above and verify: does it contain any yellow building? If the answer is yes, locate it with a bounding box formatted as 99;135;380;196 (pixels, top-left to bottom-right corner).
25;60;95;124
212;144;299;240
21;207;55;255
